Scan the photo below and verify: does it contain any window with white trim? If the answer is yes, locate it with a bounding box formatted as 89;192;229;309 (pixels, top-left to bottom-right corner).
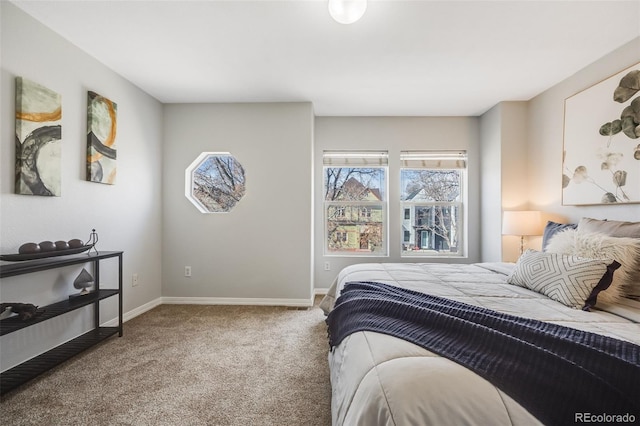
400;151;466;257
323;151;388;256
185;152;245;213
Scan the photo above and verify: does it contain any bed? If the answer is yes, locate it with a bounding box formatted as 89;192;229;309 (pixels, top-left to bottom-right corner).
321;218;640;426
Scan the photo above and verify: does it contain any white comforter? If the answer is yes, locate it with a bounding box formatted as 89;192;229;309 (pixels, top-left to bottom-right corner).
321;262;640;426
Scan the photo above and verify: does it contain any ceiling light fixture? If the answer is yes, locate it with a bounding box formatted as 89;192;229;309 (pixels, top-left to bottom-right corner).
328;0;367;24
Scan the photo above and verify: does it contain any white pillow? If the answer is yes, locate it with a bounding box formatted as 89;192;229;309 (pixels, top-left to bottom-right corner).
577;217;640;239
507;250;619;310
545;229;640;301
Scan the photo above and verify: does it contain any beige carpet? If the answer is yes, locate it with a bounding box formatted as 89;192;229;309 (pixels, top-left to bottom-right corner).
1;298;332;425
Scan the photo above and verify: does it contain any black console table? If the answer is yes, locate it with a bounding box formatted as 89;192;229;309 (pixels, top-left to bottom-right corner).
0;251;123;395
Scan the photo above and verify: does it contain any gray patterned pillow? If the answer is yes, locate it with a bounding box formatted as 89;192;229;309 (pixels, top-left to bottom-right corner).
546;229;640;300
507;250;620;310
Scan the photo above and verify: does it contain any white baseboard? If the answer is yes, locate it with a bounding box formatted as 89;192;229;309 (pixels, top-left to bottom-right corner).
103;295;318;327
125;297;163;321
103;297;163;326
162;296;314;307
314;288;329;296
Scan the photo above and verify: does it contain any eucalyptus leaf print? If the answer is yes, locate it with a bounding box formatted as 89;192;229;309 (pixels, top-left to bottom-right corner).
613;170;627;187
613;70;640;103
601;192;617;203
601;70;640;142
562;62;640;205
572;166;589;183
599;120;622;137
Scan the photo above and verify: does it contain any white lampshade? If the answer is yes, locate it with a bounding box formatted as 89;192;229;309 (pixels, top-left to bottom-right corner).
502;211;543;236
328;0;367;24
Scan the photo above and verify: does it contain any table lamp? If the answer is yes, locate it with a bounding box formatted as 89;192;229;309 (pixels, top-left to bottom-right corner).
502;210;543;255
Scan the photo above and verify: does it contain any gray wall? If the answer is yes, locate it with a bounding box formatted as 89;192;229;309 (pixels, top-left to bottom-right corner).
161;103;314;303
527;37;640;224
479;104;502;262
479;102;530;262
0;3;164;370
314;117;481;290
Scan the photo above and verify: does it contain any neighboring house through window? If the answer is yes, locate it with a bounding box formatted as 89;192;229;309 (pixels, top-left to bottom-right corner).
400;151;466;257
323;151;388;256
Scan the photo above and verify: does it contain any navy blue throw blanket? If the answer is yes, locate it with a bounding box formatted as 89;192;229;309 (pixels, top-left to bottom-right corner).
326;281;640;426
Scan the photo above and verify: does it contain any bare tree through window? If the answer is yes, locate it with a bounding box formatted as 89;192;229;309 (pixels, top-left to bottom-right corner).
186;152;245;213
401;169;462;254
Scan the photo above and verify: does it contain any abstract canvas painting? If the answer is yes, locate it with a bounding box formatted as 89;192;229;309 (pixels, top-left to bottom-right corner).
15;77;62;196
87;91;117;184
562;62;640;205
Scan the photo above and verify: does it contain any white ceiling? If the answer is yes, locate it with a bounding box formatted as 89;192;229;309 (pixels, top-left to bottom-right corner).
11;0;640;116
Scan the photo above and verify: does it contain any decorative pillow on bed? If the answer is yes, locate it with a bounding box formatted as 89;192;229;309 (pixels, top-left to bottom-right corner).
577;217;640;239
545;229;640;301
542;221;577;251
507;250;620;310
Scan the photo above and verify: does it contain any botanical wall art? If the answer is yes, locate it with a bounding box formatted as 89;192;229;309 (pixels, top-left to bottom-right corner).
87;91;118;184
562;62;640;205
15;77;62;196
185;152;246;213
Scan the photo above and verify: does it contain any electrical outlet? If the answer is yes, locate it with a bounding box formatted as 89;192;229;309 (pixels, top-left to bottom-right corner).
185;266;192;277
132;273;139;287
324;262;331;271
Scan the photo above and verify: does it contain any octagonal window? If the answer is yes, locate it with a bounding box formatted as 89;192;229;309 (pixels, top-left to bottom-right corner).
185;152;246;213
